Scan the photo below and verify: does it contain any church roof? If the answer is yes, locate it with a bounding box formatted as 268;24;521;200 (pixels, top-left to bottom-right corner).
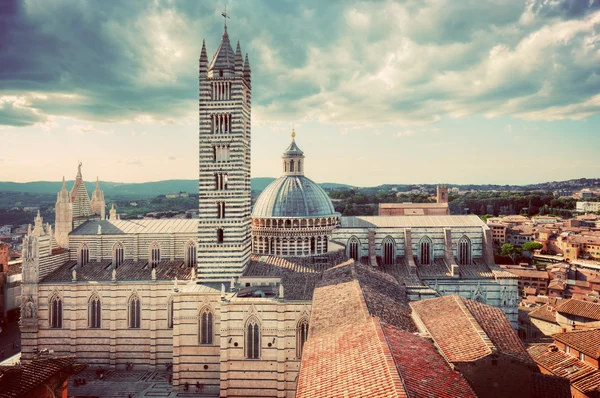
252;175;338;218
410;295;535;366
283;138;304;157
70;164;94;219
70;219;198;235
340;215;486;228
208;27;236;73
41;259;193;283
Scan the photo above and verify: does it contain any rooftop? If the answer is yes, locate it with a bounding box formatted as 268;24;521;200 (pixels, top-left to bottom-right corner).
70;219;198;235
411;295;535;365
340;215;486;228
555;299;600;321
553;329;600;359
528;344;600;394
42;259;193;283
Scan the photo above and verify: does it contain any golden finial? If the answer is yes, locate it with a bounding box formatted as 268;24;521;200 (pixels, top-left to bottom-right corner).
291;128;296;139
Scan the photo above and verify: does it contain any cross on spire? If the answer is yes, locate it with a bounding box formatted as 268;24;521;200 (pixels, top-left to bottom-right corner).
221;5;230;29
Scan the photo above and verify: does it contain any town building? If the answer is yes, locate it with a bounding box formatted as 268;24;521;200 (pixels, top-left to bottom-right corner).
378;185;450;216
502;265;551;296
529;329;600;398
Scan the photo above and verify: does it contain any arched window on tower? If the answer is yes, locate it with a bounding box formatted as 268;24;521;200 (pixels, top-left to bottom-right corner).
79;243;89;266
113;242;124;267
217;228;224;244
419;236;433;266
348;237;359;261
246;317;260;359
199;307;214;345
297;318;309;359
382;236;396;265
458;236;471;265
149;242;160;268
128;294;141;329
167;296;174;328
88;294;101;328
290;159;295;172
185;241;197;268
50;295;62;328
298;160;302;173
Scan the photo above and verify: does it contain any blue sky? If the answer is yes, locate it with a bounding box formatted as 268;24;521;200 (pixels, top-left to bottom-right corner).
1;0;599;186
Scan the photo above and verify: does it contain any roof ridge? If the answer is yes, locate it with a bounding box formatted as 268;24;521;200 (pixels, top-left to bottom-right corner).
455;296;496;355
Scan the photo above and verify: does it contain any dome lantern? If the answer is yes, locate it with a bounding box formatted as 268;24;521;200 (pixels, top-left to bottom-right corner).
282;129;305;176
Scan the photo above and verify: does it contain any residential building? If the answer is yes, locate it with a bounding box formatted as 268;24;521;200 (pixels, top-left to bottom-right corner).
379;186;450;216
502;265;550;296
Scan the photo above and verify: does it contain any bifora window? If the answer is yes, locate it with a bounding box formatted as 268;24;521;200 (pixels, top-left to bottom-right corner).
50;295;62;328
297;318;309;358
419;236;432;265
149;242;160;268
348;237;359;260
80;243;89;266
167;297;174;328
458;236;471;265
113;242;124;267
88;294;101;328
185;241;197;268
129;295;141;328
382;236;395;265
246;318;260;359
199;308;214;345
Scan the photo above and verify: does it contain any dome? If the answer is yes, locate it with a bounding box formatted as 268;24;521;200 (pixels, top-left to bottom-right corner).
252;175;338;218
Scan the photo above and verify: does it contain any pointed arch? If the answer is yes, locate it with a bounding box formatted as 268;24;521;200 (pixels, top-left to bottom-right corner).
49;294;62;328
149;242;160;267
88;293;101;328
185;240;197;268
458;235;471;265
296;316;309;359
348;236;360;261
199;306;214;345
128;293;141;328
167;296;174;328
419;236;433;265
381;236;396;265
245;316;261;359
113;242;124;267
79;242;89;266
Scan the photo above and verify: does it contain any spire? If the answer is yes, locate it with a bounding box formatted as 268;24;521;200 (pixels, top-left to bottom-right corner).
95;176;100;190
62;176;66;190
235;40;243;73
109;203;117;221
199;39;208;75
208;22;236;75
243;52;251;84
76;161;82;180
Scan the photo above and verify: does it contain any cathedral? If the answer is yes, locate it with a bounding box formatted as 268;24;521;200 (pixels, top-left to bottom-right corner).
19;23;518;397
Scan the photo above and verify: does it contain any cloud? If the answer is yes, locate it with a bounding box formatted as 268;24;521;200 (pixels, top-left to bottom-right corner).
1;0;599;129
68;124;114;135
118;157;143;165
395;130;415;137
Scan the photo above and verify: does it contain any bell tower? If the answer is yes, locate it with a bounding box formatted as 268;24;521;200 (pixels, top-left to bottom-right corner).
197;20;252;283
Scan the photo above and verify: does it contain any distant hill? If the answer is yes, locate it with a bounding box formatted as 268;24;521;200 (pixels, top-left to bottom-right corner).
0;177;597;198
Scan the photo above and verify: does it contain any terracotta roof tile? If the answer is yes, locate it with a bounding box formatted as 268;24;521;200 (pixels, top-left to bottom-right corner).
530;373;572;398
0;356;86;398
382;324;477;398
556;299;600;321
529;305;559;323
552;329;600;359
411;295;534;365
528;344;600;394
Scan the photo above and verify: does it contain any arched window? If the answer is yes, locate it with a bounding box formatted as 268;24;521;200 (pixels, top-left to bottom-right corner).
113;242;124;267
128;294;141;328
167;297;174;329
290;159;295;172
185;241;197;268
382;236;395;265
199;307;214;345
246;317;260;359
50;295;62;328
348;237;360;261
458;236;471;265
217;228;224;243
297;318;309;358
149;242;160;268
79;243;89;266
419;236;433;265
88;294;101;328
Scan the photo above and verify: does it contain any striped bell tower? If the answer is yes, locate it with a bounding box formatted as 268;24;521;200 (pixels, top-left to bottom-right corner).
197;22;252;283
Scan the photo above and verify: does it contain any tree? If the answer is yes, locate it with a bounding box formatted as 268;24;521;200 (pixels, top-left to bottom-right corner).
522;242;543;254
500;243;521;264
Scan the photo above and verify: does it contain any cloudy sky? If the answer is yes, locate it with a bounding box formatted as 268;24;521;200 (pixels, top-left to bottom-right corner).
1;0;599;186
